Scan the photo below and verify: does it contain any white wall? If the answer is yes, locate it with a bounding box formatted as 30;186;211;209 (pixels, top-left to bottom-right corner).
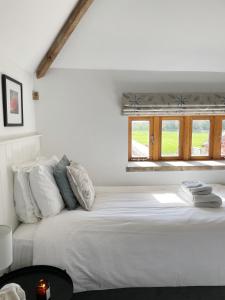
35;69;225;186
53;0;225;73
0;49;36;138
0;0;78;72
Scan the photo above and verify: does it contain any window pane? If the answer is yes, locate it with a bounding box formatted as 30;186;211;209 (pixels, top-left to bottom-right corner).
132;121;149;158
191;120;210;156
221;120;225;157
161;120;180;157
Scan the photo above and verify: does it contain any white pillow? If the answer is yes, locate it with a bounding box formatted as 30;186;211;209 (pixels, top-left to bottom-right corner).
67;161;95;211
14;170;39;223
29;164;64;217
12;156;59;223
36;156;59;168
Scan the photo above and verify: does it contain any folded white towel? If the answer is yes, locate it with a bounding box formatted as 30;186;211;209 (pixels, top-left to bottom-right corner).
181;181;212;195
0;283;26;300
193;193;222;204
189;185;212;195
181;181;202;188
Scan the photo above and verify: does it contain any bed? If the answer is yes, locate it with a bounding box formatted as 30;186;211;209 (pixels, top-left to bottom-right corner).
12;184;225;293
12;223;38;270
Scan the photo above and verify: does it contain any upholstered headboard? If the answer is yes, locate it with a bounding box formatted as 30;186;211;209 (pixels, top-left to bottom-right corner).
0;134;41;231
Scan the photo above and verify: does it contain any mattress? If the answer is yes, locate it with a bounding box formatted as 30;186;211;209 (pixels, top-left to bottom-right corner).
12;223;39;271
14;185;186;270
32;184;225;292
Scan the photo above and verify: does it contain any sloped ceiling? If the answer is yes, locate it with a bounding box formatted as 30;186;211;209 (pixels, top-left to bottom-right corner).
1;0;225;73
53;0;225;72
0;0;79;72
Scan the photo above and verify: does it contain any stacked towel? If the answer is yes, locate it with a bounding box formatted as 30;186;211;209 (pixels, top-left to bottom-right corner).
190;185;212;195
182;181;202;188
193;194;222;208
180;181;222;208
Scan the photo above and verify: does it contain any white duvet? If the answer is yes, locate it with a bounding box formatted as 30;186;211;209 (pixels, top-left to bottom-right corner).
33;185;225;292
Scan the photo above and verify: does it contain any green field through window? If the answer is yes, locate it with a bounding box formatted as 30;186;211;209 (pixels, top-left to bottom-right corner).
161;120;179;156
191;120;210;156
132;121;149;157
132;130;208;156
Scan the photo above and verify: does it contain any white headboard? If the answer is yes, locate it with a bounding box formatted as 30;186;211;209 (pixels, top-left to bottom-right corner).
0;134;41;231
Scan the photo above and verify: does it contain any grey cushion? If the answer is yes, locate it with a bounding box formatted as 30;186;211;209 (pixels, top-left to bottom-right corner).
53;155;79;210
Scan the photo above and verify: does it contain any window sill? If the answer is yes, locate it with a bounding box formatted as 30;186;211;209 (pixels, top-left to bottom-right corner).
126;160;225;172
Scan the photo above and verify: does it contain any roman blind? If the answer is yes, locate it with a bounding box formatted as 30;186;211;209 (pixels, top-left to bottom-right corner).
122;93;225;116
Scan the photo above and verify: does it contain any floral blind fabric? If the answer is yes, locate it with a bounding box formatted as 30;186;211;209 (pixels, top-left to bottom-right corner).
122;93;225;116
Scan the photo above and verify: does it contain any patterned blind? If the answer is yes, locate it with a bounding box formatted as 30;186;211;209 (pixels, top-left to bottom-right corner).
122;93;225;116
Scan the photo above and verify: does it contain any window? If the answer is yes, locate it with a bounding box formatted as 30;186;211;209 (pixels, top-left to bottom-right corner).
160;118;183;159
128;116;225;161
191;118;211;158
131;120;150;159
128;117;153;160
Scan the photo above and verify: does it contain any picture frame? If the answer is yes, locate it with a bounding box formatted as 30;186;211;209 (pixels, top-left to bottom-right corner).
1;74;23;126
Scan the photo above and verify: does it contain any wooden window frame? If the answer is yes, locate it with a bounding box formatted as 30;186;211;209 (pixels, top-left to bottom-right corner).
128;115;225;161
214;116;225;160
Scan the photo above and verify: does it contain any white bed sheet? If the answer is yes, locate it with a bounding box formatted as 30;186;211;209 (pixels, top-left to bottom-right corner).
12;223;39;270
32;184;225;292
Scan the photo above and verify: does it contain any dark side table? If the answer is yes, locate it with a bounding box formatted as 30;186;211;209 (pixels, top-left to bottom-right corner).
0;265;73;300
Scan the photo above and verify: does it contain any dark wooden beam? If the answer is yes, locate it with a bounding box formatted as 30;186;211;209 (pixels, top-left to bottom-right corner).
36;0;94;79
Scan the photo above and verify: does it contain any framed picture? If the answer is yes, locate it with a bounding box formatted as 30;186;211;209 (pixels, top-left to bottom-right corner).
2;74;23;126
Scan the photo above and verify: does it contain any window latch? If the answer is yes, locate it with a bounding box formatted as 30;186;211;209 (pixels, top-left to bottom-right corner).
150;135;154;144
